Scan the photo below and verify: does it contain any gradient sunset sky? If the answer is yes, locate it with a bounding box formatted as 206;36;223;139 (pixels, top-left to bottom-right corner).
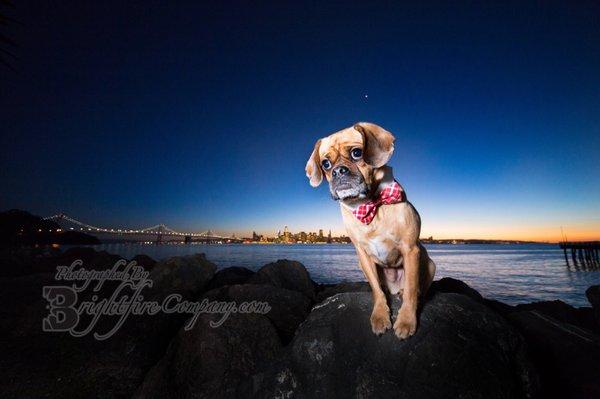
1;1;599;242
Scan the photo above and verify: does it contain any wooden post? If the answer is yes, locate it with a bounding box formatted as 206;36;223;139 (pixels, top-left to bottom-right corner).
586;248;592;264
563;245;569;266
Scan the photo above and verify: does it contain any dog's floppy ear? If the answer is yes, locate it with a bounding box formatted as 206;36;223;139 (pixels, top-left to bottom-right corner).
305;139;323;187
353;122;395;168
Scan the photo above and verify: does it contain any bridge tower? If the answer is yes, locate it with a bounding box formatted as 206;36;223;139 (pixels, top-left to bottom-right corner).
155;224;165;245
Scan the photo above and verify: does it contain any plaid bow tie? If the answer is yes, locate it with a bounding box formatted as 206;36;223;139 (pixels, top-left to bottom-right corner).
352;181;405;225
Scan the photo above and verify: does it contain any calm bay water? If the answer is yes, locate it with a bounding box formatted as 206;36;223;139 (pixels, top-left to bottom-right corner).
78;243;599;307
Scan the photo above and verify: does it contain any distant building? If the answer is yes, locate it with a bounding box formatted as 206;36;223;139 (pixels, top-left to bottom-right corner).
252;231;264;242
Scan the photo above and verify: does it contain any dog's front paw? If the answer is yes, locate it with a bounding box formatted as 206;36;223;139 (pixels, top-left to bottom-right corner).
370;302;391;335
394;306;417;339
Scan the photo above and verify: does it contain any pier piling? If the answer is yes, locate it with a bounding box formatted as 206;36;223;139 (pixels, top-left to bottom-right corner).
559;242;600;270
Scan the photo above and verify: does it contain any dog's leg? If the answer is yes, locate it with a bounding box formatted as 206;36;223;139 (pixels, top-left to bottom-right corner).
355;244;391;335
394;244;420;339
419;244;436;295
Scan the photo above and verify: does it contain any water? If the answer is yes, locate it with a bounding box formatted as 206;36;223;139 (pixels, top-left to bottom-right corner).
74;243;600;307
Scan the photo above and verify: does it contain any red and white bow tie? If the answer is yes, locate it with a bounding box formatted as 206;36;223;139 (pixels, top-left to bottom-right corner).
352;181;406;225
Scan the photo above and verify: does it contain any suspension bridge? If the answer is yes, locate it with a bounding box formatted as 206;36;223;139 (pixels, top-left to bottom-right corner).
43;213;242;244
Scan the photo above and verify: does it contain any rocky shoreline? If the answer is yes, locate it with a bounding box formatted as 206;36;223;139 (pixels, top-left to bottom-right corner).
1;248;599;398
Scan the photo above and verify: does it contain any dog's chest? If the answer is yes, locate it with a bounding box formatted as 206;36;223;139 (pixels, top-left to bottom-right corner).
341;202;408;267
360;233;402;267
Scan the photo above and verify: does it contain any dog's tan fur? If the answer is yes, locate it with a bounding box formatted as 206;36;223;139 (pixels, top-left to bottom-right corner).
306;122;436;339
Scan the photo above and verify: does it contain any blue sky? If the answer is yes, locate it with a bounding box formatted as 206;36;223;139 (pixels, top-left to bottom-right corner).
1;1;599;241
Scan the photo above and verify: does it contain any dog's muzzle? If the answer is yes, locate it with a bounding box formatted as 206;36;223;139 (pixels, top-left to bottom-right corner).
330;169;368;201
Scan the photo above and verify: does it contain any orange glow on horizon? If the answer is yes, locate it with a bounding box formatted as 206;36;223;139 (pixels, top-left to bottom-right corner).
420;220;600;243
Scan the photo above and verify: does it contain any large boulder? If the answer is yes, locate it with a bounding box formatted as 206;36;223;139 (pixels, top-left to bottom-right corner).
0;273;151;398
508;310;600;399
206;266;255;291
149;253;217;298
430;277;484;303
0;273;55;338
202;284;312;344
0;247;60;277
134;313;282;399
429;278;520;316
56;247;122;271
316;281;370;303
124;253;218;355
514;300;597;333
0;252;218;399
248;259;316;300
586;285;600;327
0;246;124;277
131;254;157;270
251;292;538;399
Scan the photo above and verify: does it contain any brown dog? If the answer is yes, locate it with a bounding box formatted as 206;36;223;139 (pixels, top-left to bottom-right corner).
305;122;436;339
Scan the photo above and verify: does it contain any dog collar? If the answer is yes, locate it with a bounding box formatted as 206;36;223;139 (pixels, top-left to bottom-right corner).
351;181;405;225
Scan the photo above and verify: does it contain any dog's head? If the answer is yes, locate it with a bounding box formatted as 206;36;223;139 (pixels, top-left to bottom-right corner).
305;122;395;201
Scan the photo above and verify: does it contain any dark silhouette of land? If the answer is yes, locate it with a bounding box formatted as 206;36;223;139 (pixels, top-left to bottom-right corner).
0;209;100;247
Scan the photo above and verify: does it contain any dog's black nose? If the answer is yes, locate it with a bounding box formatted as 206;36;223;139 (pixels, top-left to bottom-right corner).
332;166;349;178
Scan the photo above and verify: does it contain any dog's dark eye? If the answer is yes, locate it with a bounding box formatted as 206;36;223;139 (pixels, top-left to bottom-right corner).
321;159;332;170
351;148;363;160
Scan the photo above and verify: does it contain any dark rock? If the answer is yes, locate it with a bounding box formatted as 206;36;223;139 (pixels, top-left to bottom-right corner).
0;246;122;277
127;253;218;353
430;277;484;302
134;313;282;399
57;247;121;270
0;246;61;277
201;285;231;302
0;272;151;398
514;300;597;332
316;281;370;302
149;253;217;298
131;254;157;270
587;285;600;307
508;310;600;399
0;272;55;338
0;253;218;399
586;285;600;326
202;284;312;344
87;250;123;271
229;284;311;344
252;292;538;399
248;259;316;300
484;298;516;315
206;266;255;290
